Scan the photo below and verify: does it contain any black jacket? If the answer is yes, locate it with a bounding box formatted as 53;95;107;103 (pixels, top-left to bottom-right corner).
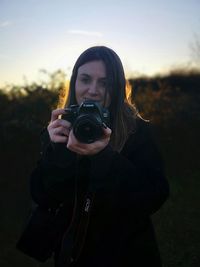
30;118;169;267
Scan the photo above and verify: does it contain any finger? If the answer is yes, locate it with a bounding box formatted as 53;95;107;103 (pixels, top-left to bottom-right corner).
49;119;72;129
53;126;70;137
67;130;77;146
102;127;112;137
67;140;88;155
50;109;66;122
67;130;82;150
67;130;96;155
51;135;68;143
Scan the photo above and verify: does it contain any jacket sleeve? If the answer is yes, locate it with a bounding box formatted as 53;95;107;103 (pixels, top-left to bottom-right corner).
89;121;169;216
30;129;77;208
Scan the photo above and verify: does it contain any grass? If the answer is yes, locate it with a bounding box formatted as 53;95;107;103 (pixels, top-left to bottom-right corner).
153;170;200;267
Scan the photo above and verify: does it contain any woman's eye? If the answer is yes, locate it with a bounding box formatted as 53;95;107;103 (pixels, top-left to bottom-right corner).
81;78;90;84
99;80;106;87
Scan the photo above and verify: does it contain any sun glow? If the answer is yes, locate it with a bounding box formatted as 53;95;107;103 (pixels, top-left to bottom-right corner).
57;79;70;109
126;79;132;103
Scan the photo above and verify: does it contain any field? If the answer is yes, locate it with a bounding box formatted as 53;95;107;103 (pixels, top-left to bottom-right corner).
0;70;199;266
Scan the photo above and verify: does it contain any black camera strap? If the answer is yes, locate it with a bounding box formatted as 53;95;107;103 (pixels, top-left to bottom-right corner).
57;158;95;266
71;191;95;263
57;192;95;266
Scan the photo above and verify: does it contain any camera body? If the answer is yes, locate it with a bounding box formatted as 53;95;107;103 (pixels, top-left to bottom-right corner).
62;100;110;143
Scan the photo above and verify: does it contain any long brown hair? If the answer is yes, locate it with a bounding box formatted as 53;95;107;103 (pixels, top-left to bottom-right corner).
63;46;139;151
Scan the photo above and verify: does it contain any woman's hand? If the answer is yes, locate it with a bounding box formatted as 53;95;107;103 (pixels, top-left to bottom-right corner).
67;127;112;156
47;109;71;144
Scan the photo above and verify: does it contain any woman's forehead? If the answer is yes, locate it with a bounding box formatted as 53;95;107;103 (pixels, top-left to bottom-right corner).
77;60;106;77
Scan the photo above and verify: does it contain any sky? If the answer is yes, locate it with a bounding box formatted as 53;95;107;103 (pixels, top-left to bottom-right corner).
0;0;200;87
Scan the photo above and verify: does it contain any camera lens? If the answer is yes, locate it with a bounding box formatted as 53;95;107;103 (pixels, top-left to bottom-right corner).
73;115;103;143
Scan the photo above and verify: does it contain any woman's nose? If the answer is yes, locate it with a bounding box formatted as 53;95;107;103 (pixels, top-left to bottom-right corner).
88;81;98;95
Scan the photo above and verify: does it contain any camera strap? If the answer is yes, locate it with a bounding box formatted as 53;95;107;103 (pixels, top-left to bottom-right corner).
70;191;95;263
58;192;95;266
57;158;95;266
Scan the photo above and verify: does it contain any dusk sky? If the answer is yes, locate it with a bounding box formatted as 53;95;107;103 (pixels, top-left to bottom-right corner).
0;0;200;87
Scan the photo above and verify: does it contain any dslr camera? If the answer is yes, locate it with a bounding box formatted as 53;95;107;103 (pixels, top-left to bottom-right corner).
62;100;110;143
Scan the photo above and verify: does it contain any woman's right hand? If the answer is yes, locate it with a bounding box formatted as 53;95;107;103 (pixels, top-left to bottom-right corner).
47;109;72;144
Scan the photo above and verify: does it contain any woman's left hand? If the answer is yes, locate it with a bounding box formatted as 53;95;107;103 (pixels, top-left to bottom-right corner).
67;127;112;156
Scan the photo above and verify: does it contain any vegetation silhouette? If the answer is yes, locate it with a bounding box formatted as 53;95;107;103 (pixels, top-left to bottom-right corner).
0;68;200;266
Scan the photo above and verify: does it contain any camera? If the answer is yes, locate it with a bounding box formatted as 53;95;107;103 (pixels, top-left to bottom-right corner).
62;100;110;143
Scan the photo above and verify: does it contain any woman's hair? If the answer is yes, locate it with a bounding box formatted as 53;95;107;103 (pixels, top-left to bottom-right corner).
64;46;138;151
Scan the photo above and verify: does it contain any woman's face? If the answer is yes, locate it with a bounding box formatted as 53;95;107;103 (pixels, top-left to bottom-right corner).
75;60;111;107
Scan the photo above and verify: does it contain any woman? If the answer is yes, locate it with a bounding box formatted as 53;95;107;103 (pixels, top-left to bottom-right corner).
30;46;169;266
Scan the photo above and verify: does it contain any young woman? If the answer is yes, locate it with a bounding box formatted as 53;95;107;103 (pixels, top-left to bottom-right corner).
30;46;169;266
